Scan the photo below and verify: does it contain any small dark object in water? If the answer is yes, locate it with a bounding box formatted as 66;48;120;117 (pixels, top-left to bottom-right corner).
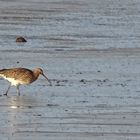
16;36;27;42
80;79;85;82
80;79;86;84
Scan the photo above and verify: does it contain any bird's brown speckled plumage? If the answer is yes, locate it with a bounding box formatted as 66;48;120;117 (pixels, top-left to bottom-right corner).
0;67;51;96
0;68;35;84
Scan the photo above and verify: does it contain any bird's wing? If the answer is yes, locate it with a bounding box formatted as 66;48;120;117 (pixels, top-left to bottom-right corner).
0;68;32;79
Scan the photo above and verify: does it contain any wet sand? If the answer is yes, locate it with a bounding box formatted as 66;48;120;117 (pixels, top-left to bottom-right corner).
0;0;140;140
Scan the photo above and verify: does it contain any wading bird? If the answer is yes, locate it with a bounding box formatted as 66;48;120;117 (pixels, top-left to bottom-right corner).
0;67;51;96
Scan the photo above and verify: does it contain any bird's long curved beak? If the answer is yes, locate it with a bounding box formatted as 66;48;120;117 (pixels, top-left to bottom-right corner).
42;73;52;86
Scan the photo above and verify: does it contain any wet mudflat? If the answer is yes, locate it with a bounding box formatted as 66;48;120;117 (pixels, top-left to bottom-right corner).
0;0;140;140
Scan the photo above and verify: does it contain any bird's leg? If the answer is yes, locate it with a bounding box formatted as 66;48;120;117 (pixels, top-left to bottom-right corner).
4;84;11;96
16;85;20;96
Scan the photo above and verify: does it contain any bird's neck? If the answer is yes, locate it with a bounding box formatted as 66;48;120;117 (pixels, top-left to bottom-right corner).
33;71;40;80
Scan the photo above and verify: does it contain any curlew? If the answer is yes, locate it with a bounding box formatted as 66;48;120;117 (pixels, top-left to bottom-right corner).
0;67;51;96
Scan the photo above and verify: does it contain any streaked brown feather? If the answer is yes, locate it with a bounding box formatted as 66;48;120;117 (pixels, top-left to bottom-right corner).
0;68;38;84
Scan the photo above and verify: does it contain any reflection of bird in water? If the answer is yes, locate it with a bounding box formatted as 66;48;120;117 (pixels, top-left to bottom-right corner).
0;67;51;96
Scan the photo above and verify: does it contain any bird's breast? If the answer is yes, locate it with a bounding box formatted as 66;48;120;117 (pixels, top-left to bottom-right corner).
2;76;27;86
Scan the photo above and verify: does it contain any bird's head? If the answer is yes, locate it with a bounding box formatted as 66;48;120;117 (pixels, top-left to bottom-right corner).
35;68;52;85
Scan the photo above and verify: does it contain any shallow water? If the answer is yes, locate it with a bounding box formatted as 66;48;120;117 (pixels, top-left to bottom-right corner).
0;0;140;50
0;0;140;140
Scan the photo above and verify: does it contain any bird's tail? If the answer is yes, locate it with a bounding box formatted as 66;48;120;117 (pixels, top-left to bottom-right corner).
0;69;7;77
